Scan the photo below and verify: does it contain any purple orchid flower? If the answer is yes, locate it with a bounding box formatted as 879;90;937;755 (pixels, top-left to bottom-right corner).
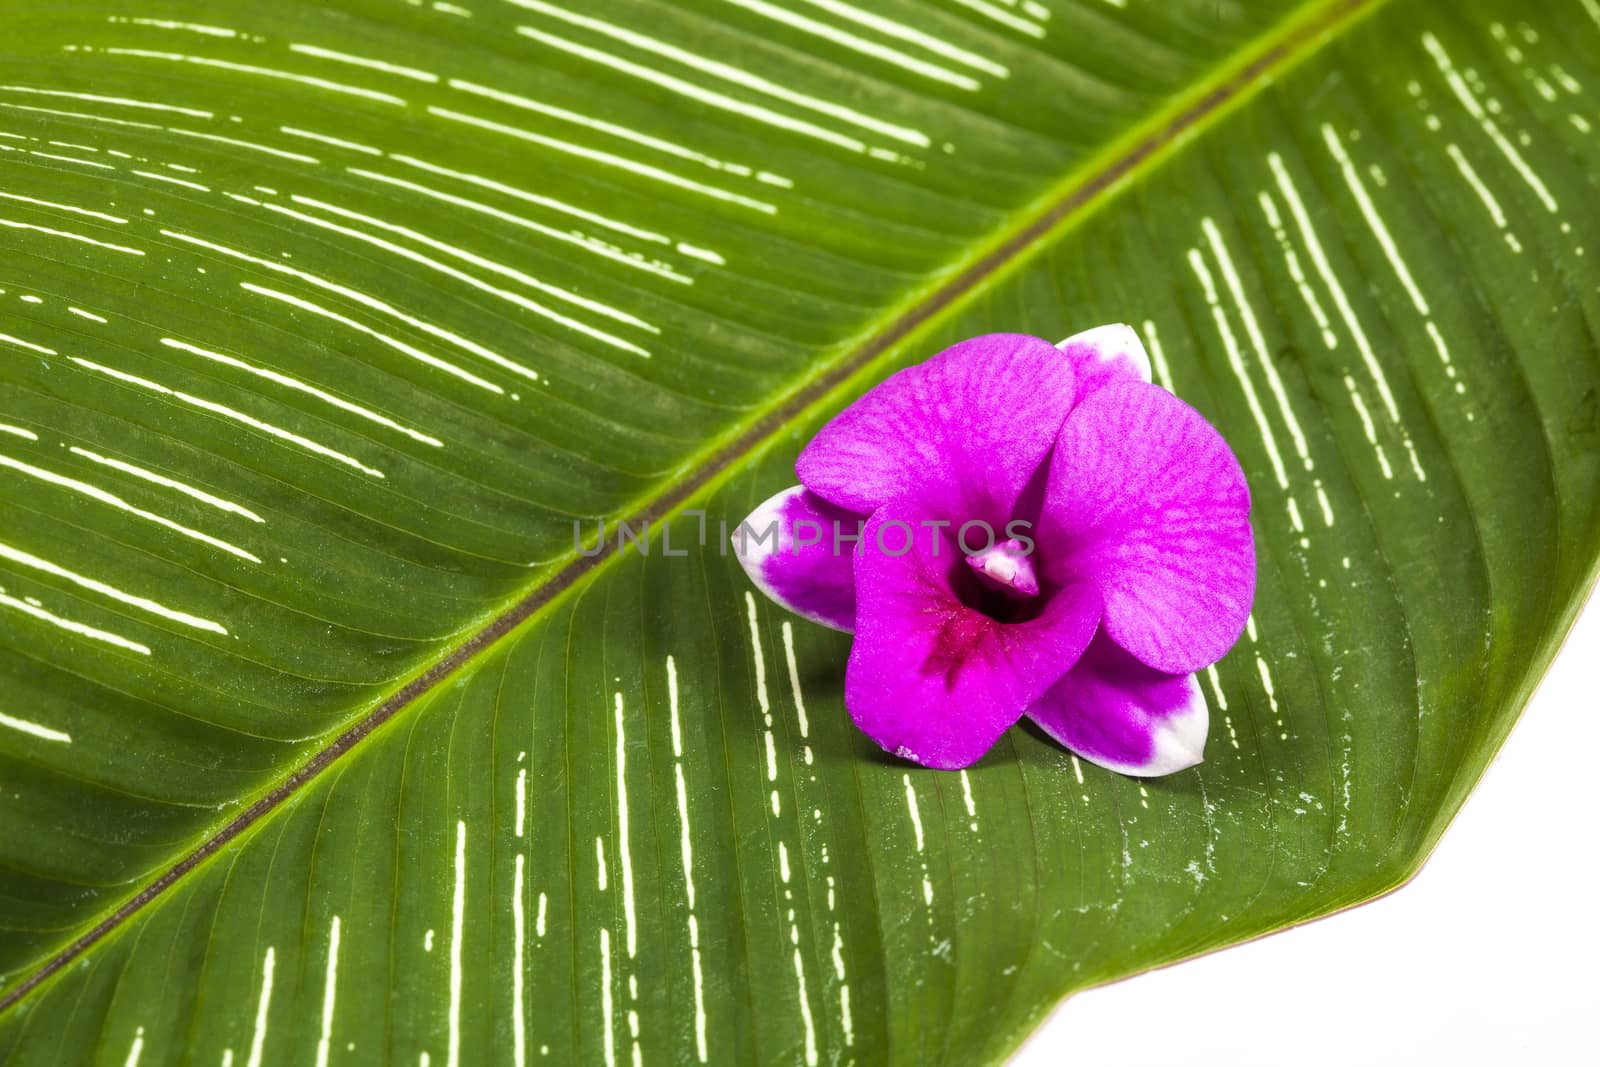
734;326;1255;776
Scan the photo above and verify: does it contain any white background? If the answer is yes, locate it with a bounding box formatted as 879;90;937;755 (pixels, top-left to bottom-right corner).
1016;588;1600;1066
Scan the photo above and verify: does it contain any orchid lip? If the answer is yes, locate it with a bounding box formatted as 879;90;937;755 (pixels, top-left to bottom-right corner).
965;537;1039;598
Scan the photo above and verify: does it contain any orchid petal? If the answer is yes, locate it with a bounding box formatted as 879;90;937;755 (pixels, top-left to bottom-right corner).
1056;322;1152;397
1026;632;1208;776
1040;379;1254;674
732;486;861;632
796;333;1076;518
845;501;1102;769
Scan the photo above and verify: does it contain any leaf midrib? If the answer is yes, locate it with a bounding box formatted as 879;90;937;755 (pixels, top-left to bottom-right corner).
0;0;1386;1014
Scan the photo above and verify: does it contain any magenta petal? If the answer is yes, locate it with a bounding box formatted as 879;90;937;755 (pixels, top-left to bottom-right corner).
846;502;1102;769
732;486;862;632
1056;323;1152;399
1041;379;1254;674
1027;632;1208;776
796;333;1077;517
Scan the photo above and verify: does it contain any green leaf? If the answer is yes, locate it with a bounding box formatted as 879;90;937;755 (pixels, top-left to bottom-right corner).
2;0;1597;1063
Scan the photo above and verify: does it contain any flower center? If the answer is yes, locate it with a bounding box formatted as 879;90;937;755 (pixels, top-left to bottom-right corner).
964;537;1039;599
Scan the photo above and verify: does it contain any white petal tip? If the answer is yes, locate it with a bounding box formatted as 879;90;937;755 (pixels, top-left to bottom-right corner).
1057;322;1153;385
1075;675;1209;778
730;485;803;564
1129;678;1209;776
731;485;856;633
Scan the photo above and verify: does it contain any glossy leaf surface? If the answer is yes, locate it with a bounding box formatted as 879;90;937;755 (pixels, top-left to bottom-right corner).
1;0;1597;1063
